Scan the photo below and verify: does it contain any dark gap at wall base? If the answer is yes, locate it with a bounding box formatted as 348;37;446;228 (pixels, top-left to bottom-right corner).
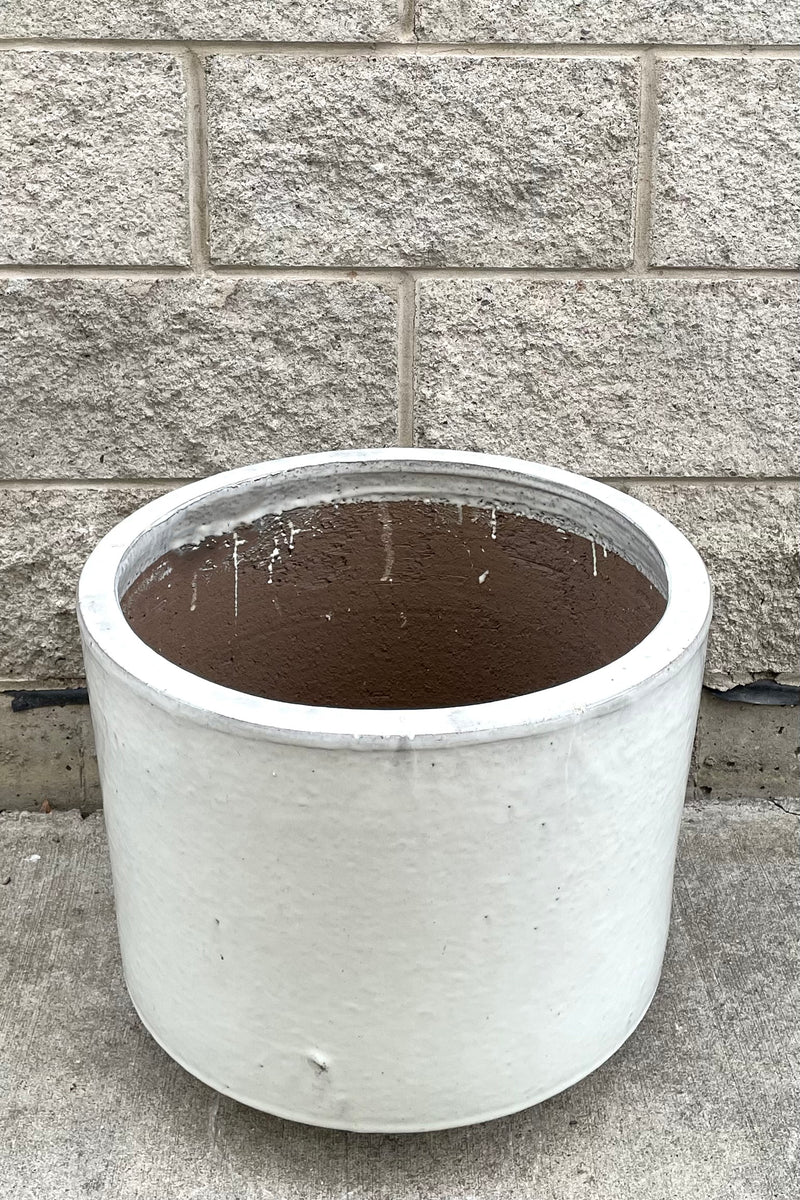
3;684;798;713
3;688;89;713
705;681;800;706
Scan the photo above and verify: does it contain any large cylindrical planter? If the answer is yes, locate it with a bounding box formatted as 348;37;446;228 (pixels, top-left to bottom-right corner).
78;449;711;1132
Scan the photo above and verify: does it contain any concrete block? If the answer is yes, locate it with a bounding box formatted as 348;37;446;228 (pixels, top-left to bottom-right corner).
414;279;799;476
651;59;800;268
0;488;167;682
415;1;800;43
5;2;399;40
0;278;399;478
4;691;798;812
626;483;800;689
692;691;799;803
0;51;189;266
0;696;103;812
74;692;800;811
207;55;639;267
0;701;85;810
1;696;105;810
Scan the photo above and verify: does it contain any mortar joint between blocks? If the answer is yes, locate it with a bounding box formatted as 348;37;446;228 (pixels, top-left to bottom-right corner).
182;49;211;275
399;1;418;44
632;49;658;276
1;477;797;493
1;266;798;282
397;276;417;446
0;38;798;59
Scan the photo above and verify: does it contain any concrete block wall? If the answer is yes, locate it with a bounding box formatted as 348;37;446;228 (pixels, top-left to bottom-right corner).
0;5;798;807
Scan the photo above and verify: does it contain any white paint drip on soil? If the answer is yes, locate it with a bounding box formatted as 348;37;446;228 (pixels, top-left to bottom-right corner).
232;532;242;619
267;543;280;585
379;504;394;583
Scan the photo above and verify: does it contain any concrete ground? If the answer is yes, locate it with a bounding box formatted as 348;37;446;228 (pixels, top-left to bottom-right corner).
0;803;797;1200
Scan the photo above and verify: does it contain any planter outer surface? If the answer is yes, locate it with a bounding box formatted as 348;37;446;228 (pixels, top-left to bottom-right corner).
78;450;711;1132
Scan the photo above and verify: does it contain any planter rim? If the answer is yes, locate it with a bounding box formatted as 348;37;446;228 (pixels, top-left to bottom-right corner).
77;449;712;749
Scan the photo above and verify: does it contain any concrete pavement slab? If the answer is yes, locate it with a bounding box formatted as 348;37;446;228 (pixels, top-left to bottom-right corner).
0;804;797;1199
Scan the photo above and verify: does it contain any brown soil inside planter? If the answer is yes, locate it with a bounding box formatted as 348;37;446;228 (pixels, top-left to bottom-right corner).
122;500;666;709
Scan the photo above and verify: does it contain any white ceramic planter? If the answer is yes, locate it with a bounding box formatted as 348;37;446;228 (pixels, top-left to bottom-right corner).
78;450;711;1132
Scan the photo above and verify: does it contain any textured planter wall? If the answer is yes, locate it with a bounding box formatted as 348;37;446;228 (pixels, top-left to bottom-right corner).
0;4;798;802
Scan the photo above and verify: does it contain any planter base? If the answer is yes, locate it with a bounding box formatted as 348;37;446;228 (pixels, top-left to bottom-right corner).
128;977;663;1133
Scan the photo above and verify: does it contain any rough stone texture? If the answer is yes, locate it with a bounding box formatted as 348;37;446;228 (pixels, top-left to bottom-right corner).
652;59;800;268
0;701;94;811
3;2;399;40
1;804;797;1197
626;483;800;689
415;1;800;43
414;279;799;477
0;51;189;266
207;55;639;267
0;488;166;682
0;278;398;478
692;692;800;804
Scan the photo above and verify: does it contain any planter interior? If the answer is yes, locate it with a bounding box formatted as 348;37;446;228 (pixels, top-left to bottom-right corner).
122;498;666;710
